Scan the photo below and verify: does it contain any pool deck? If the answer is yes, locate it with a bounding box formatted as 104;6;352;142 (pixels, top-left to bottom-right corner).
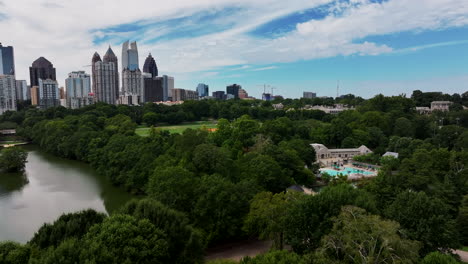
320;164;378;180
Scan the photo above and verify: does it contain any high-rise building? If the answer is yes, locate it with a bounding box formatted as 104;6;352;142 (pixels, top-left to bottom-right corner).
143;53;158;78
0;75;16;114
32;79;59;109
66;71;93;109
103;46;119;100
29;57;56;87
162;75;174;101
122;41;139;71
303;91;316;99
212;91;225;100
121;41;143;105
142;73;163;103
15;80;30;101
0;43;15;75
226;84;241;99
92;51;117;105
196;83;209;98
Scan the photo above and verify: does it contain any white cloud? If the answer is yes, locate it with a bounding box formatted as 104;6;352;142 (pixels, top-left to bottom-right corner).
250;66;278;71
1;0;468;88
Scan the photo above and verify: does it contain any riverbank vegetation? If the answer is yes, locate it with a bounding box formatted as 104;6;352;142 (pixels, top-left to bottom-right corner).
0;147;28;173
0;90;467;263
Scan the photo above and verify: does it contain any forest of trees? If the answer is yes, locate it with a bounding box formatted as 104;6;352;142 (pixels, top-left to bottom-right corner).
0;90;467;263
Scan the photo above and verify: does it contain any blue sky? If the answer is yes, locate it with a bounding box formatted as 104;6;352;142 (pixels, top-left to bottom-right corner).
2;0;468;98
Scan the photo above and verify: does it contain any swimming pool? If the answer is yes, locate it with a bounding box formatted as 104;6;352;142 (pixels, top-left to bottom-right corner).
320;167;375;177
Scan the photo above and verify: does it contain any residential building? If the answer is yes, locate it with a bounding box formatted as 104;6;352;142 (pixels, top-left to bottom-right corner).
118;94;140;105
102;46;119;100
238;88;248;99
0;43;15;75
65;71;93;109
0;75;16;114
303;91;316;99
171;88;198;101
226;84;241;99
92;58;117;105
121;69;143;104
311;143;372;164
15;80;30;101
29;57;56;87
143;53;158;78
430;101;453;112
212;91;225;100
196;83;209;97
33;79;60;109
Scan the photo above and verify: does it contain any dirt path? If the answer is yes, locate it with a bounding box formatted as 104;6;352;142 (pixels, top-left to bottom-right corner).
455;250;468;263
205;239;272;262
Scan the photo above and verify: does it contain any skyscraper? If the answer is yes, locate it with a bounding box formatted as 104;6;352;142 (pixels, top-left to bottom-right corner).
103;46;119;99
143;53;158;78
0;75;16;114
122;41;139;71
93;60;117;105
29;57;56;87
196;83;209;97
15;80;29;101
226;84;241;99
66;71;93;109
121;41;143;104
0;43;15;75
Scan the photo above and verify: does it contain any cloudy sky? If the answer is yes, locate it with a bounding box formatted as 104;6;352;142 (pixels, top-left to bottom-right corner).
1;0;468;98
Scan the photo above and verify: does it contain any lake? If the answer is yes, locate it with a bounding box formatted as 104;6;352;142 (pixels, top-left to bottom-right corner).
0;146;135;243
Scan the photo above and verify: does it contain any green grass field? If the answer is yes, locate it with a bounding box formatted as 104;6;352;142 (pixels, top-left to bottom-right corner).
136;121;218;136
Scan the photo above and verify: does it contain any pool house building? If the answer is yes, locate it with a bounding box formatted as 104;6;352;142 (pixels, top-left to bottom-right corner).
311;143;372;165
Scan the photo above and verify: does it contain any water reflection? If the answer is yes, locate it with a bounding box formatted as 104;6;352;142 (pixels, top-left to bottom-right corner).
0;146;135;243
0;172;29;196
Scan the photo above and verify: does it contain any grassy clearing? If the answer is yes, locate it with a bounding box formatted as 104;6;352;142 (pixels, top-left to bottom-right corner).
136;121;218;136
461;246;468;251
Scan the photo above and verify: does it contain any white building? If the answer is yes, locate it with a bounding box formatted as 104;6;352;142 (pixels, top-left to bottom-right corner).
431;101;453;112
0;75;16;114
121;69;143;104
311;143;372;164
15;80;29;101
304;104;352;114
66;71;94;109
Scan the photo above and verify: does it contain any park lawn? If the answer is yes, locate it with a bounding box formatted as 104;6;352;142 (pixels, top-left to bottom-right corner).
462;246;468;251
136;121;218;136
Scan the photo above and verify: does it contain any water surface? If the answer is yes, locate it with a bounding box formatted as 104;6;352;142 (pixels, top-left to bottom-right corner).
0;146;135;243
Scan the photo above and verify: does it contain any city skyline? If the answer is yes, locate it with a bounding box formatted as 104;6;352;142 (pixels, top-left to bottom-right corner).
1;0;468;98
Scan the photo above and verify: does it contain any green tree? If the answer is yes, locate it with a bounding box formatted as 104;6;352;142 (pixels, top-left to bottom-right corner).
319;206;420;264
244;192;303;250
285;184;377;253
119;199;205;264
147;166;200;213
385;191;459;255
80;214;169;264
29;209;106;249
0;242;30;264
457;195;468;245
420;252;459;264
0;147;28;172
393;117;414;137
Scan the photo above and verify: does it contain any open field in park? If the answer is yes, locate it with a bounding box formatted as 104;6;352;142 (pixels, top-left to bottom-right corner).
136;121;218;136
